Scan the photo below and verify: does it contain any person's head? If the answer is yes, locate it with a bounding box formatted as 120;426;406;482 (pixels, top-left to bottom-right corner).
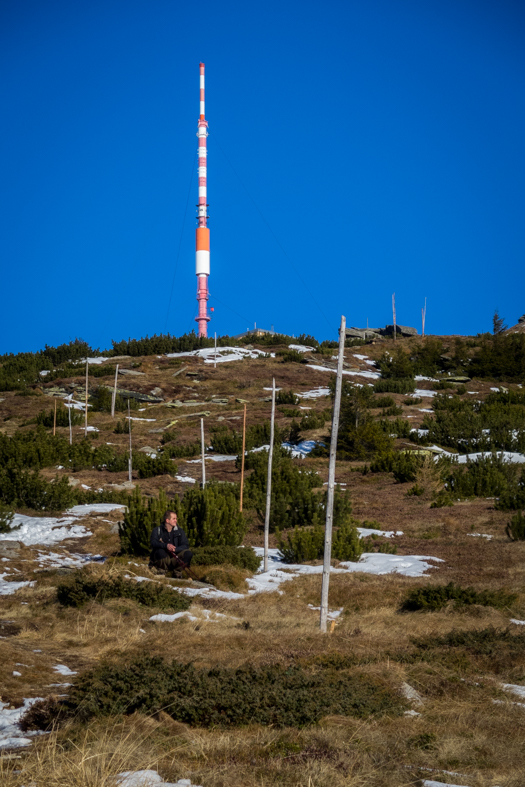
163;510;178;531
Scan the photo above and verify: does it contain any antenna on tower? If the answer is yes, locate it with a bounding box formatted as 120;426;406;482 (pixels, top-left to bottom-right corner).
195;62;211;338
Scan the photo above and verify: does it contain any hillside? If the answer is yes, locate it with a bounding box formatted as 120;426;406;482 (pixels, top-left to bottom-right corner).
0;330;524;787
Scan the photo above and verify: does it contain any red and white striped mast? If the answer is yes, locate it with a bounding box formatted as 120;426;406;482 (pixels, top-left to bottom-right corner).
195;62;210;338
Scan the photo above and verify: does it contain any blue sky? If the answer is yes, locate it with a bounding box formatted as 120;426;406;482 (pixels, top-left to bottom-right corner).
1;0;524;353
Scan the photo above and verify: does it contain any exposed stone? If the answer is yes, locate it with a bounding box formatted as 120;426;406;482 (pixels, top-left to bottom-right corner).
172;366;188;377
446;376;471;383
118;369;146;377
67;476;80;487
139;446;157;455
0;541;21;558
382;324;418;337
518;314;525;324
99;386;164;403
150;387;163;397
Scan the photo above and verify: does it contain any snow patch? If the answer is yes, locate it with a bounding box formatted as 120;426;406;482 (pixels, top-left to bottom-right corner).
0;698;44;749
166;347;272;364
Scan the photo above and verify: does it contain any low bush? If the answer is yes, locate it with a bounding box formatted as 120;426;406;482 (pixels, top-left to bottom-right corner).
299;411;328;431
370;451;425;483
373;379;416;394
277;350;305;364
378;349;414;380
0;467;77;511
21;656;405;730
276;389;299;405
276;521;363;563
191;545;261;572
56;570;190;611
0;501;14;533
90;387;138;413
506;511;525;541
36;404;82;428
401;582;517;612
279;407;302;418
378;417;411;438
162;440;201;458
411;626;525;659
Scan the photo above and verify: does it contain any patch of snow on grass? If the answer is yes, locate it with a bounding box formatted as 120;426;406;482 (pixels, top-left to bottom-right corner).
0;573;34;596
307;604;343;620
1;503;125;548
510;618;525;625
0;698;44;749
411;389;437;398
307;364;380;380
357;527;403;538
174;475;196;484
117;771;202;787
166;347;271;364
298;386;330;399
467;533;493;539
53;664;77;676
288;344;314;352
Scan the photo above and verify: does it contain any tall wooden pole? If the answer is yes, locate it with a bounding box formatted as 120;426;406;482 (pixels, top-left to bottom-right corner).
263;378;276;573
53;399;57;437
128;399;132;483
214;332;217;370
240;403;246;512
422;297;427;338
111;364;119;417
320;315;346;633
68;395;72;445
84;362;89;437
201;418;206;488
392;293;396;341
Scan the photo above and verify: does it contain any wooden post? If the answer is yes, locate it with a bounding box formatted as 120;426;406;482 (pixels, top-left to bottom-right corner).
263;378;276;573
422;297;427;338
111;364;119;417
84;361;89;437
201;418;206;488
320;315;346;633
392;293;396;341
68;395;72;445
53;399;57;437
240;403;246;512
214;332;217;370
128;399;132;483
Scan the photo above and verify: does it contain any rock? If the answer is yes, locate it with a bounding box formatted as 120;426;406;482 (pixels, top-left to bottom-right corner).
210;398;229;404
139;446;157;455
99;386;164;403
346;327;381;339
0;541;21;558
150;387;163;397
172;366;188;377
148;427;167;433
382;324;418;337
446;376;471;383
109;523;120;534
236;398;249;404
518;314;525;324
216;416;225;421
108;481;136;491
67;476;80;487
118;369;146;377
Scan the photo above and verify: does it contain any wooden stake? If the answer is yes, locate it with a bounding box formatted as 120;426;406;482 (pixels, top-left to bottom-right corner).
320;315;346;633
422;297;427;338
263;378;276;573
53;399;57;437
201;418;206;488
85;361;88;437
128;399;132;483
392;293;396;341
111;364;119;417
240;403;246;512
214;332;217;370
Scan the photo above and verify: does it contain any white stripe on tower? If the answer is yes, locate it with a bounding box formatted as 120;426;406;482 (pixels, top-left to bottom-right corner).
195;62;210;337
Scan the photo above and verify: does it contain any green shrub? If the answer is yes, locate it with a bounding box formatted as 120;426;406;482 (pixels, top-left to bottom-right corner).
378;349;415;380
119;484;247;557
299;411;328;431
21;656;405;730
56;570;190;611
114;419;130;434
371;395;397;408
90;387;138;413
191;545;261;571
279;407;301;418
0;468;76;511
370;450;425;483
411;626;525;659
36;404;82;427
0;501;14;533
276;389;299;405
162;441;201;458
401;582;517;612
276;520;363;564
374;379;416;394
467;334;525;381
210;420;288;455
444;455;523;501
506;511;525;541
378;417;411;438
277;350;305;364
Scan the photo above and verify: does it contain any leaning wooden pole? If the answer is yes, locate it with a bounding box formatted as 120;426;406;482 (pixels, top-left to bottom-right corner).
201;418;206;488
263;378;276;573
320;315;346;633
392;293;397;341
111;364;119;417
128;399;132;483
84;361;89;437
240;403;247;512
53;399;57;437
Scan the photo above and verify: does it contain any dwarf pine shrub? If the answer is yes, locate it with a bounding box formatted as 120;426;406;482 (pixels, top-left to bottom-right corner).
0;501;14;533
191;546;261;571
276;389;299;405
36;404;82;428
119;484;247;557
373;379;416;394
506;511;525;541
276;520;363;563
277;349;305;364
401;582;517;612
21;656;405;731
378;349;415;380
56;570;190;611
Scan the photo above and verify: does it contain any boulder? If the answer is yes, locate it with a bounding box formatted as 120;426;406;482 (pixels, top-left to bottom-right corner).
118;368;146;377
0;541;21;558
518;314;525;324
381;324;418;337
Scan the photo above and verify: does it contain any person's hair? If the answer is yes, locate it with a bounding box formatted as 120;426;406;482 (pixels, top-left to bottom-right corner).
162;510;178;525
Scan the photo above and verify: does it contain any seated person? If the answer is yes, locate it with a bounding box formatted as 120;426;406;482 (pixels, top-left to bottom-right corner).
149;510;193;574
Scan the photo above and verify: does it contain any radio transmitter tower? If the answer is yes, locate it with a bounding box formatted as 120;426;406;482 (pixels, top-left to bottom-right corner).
195;62;210;338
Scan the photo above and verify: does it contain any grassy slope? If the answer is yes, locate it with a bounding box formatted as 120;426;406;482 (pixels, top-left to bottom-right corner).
0;335;524;786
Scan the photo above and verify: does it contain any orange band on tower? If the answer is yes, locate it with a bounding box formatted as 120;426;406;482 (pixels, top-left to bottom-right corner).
196;227;210;251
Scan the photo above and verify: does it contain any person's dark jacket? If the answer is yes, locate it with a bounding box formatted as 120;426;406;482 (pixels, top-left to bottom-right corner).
150;524;190;558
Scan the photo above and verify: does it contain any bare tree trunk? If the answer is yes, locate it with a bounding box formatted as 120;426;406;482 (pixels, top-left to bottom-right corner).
68;395;72;445
201;418;206;488
111;364;119;417
263;378;276;573
214;332;217;369
240;403;246;512
392;293;396;341
53;399;57;437
320;315;346;633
